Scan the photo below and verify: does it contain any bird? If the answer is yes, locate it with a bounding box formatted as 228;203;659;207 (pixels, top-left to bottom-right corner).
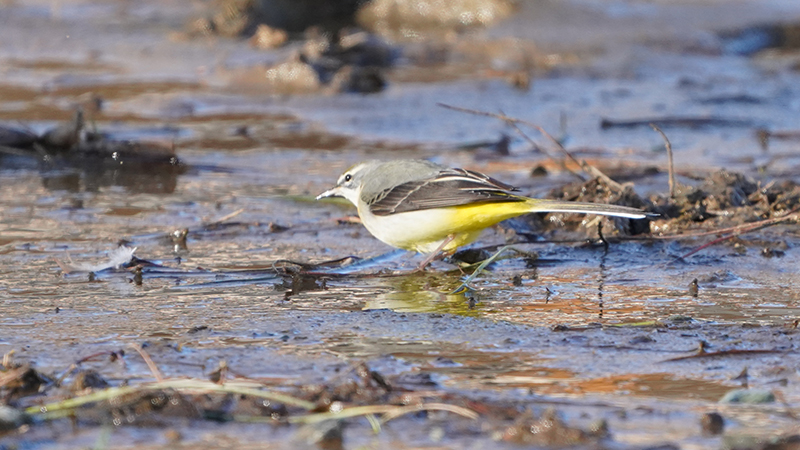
317;159;649;267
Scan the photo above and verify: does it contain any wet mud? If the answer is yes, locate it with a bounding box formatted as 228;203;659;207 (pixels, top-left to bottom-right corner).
3;0;800;449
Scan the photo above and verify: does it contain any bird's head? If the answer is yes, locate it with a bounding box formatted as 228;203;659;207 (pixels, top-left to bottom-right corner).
316;161;375;206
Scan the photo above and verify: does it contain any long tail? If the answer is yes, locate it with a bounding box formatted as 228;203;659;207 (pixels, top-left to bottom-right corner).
525;198;651;219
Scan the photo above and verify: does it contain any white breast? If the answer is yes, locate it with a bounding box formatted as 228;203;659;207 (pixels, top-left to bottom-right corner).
356;203;460;253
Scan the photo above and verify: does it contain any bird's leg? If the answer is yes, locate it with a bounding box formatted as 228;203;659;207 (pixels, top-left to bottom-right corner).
415;235;456;272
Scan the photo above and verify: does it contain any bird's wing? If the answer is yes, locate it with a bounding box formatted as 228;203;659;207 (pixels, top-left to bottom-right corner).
366;168;524;216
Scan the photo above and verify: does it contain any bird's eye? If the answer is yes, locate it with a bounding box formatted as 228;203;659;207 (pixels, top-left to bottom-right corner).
344;174;352;182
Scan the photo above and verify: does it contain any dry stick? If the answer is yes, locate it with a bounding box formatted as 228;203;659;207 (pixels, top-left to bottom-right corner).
757;129;800;151
671;208;800;263
0;365;30;388
288;402;479;425
53;364;79;388
444;103;630;192
2;350;14;368
74;351;117;365
129;343;164;382
662;349;781;362
439;103;791;261
438;103;588;182
28;379;317;417
650;124;676;199
206;208;245;227
505;118;574;178
601;117;752;129
579;158;626;193
621;205;800;242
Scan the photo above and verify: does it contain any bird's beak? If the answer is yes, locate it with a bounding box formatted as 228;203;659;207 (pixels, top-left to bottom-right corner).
316;186;341;200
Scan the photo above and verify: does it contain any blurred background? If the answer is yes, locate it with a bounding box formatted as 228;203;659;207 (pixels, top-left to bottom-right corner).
3;1;800;448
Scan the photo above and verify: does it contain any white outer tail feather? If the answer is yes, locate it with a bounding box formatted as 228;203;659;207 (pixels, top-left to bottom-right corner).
530;199;648;219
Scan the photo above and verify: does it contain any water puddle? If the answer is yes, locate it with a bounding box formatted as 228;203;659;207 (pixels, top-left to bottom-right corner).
491;372;731;402
2;0;800;448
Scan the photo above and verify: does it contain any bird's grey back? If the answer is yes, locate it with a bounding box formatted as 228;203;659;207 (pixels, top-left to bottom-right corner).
358;159;444;203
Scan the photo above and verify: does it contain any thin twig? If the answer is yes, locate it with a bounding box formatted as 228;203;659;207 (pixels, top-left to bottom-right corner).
2;350;14;368
26;378;317;416
601;117;751;129
379;403;480;423
288;402;479;425
505;118;572;176
53;364;78;387
128;343;164;382
622;206;800;242
206;208;245;227
74;351;117;365
0;365;30;388
671;208;800;262
579;160;625;192
439;103;589;181
650;124;676;199
661;349;781;362
442;103;631;192
451;245;513;294
597;221;608;251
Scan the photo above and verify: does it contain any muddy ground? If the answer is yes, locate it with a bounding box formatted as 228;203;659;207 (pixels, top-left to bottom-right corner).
2;0;800;449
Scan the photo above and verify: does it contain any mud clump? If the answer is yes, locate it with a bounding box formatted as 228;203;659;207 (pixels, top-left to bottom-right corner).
512;177;652;239
300;31;395;92
194;0;515;40
649;170;800;235
78;390;203;427
249;24;289;49
719;22;800;56
0;112;185;194
262;57;324;93
665;171;759;223
304;362;393;407
262;30;396;94
504;166;800;245
0;364;50;404
70;370;110;392
194;0;530;94
190;0;366;37
358;0;516;41
499;408;607;446
0;127;37;148
0;355;606;448
700;412;724;435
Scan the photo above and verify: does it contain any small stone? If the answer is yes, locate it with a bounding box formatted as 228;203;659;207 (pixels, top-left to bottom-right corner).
719;389;775;404
688;278;699;297
629;335;656;345
71;370;110;391
164;429;183;444
264;58;321;94
700;412;724;435
530;165;548;177
0;405;28;431
761;247;785;258
250;24;288;49
669;315;693;323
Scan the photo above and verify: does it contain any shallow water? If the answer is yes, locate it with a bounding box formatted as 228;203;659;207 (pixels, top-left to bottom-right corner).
2;0;800;448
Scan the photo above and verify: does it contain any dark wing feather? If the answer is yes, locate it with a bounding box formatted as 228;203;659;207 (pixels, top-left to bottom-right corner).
368;168;524;216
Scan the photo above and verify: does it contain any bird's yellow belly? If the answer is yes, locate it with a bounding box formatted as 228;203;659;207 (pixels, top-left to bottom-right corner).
358;201;533;254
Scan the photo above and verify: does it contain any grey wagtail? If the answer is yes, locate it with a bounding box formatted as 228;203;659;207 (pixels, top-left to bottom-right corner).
317;159;649;262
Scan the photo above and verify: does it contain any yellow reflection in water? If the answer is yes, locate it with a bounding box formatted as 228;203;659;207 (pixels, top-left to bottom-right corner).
363;274;479;316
